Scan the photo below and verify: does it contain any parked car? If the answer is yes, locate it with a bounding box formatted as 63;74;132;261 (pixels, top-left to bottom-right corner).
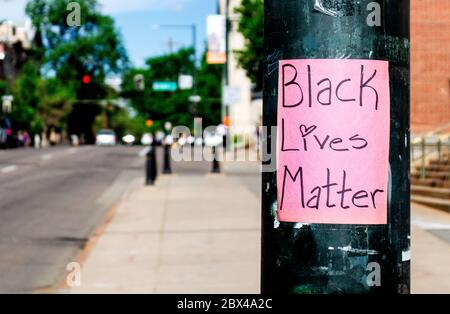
95;129;117;146
122;133;135;145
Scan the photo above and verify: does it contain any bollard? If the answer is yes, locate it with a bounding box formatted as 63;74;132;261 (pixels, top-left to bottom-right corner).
163;143;172;174
151;144;157;182
211;145;221;173
262;0;410;294
145;146;157;185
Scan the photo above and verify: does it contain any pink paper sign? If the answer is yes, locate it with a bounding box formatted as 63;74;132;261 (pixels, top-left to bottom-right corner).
277;59;390;225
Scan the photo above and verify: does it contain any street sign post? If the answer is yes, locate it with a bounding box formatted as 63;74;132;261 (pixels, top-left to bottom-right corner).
178;74;193;90
223;85;240;105
188;95;202;103
262;0;410;294
152;81;177;92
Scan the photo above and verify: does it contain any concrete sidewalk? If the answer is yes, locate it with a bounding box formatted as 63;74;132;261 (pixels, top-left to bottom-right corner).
66;150;450;294
411;203;450;294
68;159;261;293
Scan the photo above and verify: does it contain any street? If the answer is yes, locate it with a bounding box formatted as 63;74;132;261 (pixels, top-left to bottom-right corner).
0;145;143;293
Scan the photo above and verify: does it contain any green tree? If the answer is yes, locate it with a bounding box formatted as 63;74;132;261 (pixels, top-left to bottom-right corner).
10;60;76;134
24;0;129;141
11;61;42;132
0;80;11;97
37;77;75;131
234;0;263;91
26;0;128;99
122;47;222;131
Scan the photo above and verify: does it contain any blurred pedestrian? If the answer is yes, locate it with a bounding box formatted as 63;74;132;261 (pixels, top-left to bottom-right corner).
55;132;61;144
23;131;31;147
71;134;79;146
49;129;57;146
34;134;41;149
17;131;24;147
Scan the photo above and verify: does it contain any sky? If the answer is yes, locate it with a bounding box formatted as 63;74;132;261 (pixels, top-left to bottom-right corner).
0;0;218;67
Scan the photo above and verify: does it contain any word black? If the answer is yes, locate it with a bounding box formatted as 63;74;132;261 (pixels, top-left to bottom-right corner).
282;63;379;110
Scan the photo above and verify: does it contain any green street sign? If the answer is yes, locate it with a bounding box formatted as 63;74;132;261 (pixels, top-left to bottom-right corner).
152;81;177;92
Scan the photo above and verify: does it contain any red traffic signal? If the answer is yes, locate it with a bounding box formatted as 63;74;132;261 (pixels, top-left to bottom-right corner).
82;75;91;84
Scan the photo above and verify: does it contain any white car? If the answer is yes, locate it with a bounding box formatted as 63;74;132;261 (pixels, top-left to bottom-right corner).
122;134;136;145
96;129;116;146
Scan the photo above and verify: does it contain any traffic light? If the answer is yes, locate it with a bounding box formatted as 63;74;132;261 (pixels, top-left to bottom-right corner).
82;75;91;85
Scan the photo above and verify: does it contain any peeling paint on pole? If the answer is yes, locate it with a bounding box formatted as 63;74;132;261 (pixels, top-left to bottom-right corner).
262;0;410;294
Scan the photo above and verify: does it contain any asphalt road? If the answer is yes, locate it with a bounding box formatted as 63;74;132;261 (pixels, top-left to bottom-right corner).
0;145;144;293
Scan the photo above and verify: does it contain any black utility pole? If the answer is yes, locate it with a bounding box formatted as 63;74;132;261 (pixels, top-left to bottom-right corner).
223;0;231;150
262;0;410;294
191;24;198;96
224;0;230;87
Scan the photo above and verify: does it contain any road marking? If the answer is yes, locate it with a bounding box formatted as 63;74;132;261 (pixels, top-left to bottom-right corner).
41;154;53;160
1;165;17;174
138;147;150;157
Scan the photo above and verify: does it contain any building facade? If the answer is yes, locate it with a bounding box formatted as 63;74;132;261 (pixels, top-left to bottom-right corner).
219;0;262;141
0;20;32;81
411;0;450;134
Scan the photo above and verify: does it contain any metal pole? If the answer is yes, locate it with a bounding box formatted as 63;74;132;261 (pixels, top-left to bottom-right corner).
151;143;158;182
224;0;230;87
153;24;197;94
192;24;197;96
146;146;156;185
262;0;410;294
211;145;221;173
438;138;441;161
163;143;172;174
223;0;230;151
421;137;426;179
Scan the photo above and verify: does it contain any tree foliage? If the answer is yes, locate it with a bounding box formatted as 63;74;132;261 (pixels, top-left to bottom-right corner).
26;0;128;99
122;48;222;132
234;0;263;91
5;0;129;136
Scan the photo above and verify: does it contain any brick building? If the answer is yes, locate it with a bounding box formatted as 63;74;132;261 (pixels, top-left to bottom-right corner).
411;0;450;133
